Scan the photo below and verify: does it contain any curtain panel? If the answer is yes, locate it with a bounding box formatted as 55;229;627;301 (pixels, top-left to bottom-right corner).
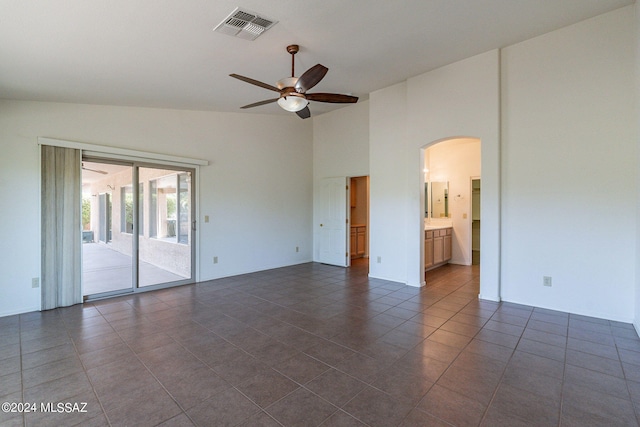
41;145;82;310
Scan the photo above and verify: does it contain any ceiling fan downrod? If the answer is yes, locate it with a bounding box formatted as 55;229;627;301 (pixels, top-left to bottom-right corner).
287;44;299;77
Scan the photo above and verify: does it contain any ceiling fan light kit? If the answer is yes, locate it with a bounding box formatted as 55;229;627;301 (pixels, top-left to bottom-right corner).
277;95;308;112
230;44;358;119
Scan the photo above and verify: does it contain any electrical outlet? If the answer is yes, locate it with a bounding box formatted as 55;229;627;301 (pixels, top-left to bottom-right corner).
204;215;210;223
463;213;467;219
213;256;218;264
31;278;39;288
543;276;552;287
377;256;382;263
295;246;299;253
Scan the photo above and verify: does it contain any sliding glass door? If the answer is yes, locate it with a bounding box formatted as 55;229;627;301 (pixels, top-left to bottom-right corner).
139;167;193;287
81;159;195;298
82;161;134;295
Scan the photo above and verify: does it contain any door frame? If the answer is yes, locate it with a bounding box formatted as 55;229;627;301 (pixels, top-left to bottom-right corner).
348;176;370;263
316;175;370;269
39;137;207;301
317;176;350;267
82;157;198;300
133;162;197;291
421;138;482;281
470;176;481;266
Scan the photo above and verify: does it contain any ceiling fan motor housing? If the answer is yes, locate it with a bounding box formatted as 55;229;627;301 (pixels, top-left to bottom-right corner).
276;77;298;90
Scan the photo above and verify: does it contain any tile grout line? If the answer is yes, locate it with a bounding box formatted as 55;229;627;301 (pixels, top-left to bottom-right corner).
614;323;640;426
60;306;114;427
475;305;535;426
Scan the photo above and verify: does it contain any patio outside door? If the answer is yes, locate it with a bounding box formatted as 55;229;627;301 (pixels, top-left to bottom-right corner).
138;166;193;287
83;162;133;295
81;159;195;298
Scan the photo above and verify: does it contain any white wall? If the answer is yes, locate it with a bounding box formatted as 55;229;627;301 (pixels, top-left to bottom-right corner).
426;138;481;266
501;7;637;322
634;0;640;334
407;51;501;295
0;100;313;317
369;82;410;282
366;6;637;322
312;101;369;261
367;51;501;292
1;7;637;325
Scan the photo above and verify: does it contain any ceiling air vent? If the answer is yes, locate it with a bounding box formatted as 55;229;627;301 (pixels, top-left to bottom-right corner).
214;7;277;41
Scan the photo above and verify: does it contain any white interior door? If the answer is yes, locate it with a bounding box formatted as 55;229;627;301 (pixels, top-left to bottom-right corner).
318;177;349;267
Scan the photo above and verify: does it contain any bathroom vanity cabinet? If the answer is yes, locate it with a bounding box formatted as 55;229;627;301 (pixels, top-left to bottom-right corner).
350;225;367;258
425;227;452;270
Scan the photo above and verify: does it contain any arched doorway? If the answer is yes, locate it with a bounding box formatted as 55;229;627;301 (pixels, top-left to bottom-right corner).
420;137;482;285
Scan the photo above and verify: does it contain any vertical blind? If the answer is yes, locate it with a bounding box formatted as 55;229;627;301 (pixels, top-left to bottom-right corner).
41;145;82;309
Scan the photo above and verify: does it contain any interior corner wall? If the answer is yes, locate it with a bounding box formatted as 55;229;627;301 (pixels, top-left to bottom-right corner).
367;51;500;289
407;51;501;292
392;50;501;293
368;82;410;283
501;6;637;322
312;101;370;261
0;100;313;317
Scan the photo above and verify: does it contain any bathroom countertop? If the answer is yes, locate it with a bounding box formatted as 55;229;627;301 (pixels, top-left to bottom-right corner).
425;225;453;231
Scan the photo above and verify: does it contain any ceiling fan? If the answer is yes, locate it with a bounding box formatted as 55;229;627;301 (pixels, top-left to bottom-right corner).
82;163;108;175
230;44;358;119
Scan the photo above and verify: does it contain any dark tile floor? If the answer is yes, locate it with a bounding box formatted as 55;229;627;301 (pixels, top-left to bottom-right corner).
1;260;640;426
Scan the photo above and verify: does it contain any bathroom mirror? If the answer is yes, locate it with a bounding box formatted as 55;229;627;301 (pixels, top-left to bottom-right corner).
430;181;449;218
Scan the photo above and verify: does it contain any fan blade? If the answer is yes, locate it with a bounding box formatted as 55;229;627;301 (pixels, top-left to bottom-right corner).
240;98;279;109
230;74;281;92
306;93;359;103
83;167;108;175
295;64;328;93
296;106;311;119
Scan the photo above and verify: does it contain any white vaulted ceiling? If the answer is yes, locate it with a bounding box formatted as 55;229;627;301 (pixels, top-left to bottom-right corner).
0;0;633;117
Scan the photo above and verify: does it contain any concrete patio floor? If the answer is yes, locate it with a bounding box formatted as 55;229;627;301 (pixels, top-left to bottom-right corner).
82;242;188;295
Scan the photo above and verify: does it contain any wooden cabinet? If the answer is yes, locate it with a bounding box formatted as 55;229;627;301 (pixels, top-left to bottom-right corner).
424;231;434;269
356;227;366;256
350;228;357;256
444;232;452;260
434;234;444;264
425;227;452;271
350;225;366;258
